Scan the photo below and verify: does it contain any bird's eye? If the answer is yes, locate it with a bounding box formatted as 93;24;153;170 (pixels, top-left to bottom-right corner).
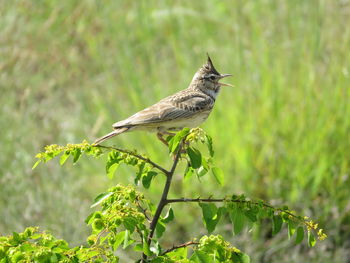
209;75;216;81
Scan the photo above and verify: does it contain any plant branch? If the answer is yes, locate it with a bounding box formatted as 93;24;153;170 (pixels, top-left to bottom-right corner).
161;241;199;256
95;145;169;175
166;198;307;224
141;140;184;262
166;198;227;204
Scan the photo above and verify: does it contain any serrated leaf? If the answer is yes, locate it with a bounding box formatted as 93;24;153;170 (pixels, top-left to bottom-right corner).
187;147;202;169
308;231;316;247
106;163;119;179
32;160;41;169
296;226;304;244
59;152;70;166
272;215;283;235
211;167;224;185
90;192;113;208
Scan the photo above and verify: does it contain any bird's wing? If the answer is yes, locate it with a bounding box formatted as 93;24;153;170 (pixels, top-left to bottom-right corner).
113;92;213;128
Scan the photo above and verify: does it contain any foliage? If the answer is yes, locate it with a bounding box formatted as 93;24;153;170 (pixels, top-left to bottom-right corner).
0;227;117;262
1;129;326;262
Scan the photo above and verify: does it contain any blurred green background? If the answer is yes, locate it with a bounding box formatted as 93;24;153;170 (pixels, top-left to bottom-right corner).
1;0;350;262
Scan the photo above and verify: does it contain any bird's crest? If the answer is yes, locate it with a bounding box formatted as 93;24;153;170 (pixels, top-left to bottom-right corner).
199;53;221;75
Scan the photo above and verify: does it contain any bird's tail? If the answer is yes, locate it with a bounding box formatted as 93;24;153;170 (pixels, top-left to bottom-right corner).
93;127;129;145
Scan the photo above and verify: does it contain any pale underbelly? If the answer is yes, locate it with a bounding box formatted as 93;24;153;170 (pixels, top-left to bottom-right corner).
132;111;211;133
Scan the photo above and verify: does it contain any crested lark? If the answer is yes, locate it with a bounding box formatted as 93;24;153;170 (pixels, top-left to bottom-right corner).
94;55;232;145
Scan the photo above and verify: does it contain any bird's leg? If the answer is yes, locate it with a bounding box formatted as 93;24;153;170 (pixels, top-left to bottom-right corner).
157;132;169;147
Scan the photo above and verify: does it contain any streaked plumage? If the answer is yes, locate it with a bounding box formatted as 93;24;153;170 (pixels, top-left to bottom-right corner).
94;55;232;145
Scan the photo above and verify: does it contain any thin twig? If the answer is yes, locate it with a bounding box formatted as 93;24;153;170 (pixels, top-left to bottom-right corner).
95;145;169;175
161;241;199;256
166;198;227;204
166;198;305;222
136;201;150;221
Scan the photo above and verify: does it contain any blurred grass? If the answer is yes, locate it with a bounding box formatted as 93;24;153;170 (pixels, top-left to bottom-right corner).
1;0;350;261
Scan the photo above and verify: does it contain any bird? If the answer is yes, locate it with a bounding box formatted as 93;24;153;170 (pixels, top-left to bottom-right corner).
94;54;232;145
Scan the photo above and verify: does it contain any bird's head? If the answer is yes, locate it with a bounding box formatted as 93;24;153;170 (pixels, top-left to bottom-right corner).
190;54;233;96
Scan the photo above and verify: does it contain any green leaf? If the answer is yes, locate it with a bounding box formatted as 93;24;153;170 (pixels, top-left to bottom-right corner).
187;147;202;169
143;237;153;257
295;226;304;244
59;151;70;166
167;246;188;259
107;163;119;179
197;166;208;177
163;207;174;223
32;160;41;169
123;230;130;249
230;206;245;235
150;241;161;256
168;128;190;153
288;221;297;239
190;250;211;263
244;208;258;223
135;162;146;184
155;220;166;238
113;231;126;250
232;252;250;263
308;231;316;247
90;192;113;208
205;135;214;157
142;171;157;189
133;244;143;252
211;167;224;185
199;203;220;233
12;232;21;243
92;219;104;232
123;217;137;232
272;215;283;235
184;166;195;179
72;148;81;163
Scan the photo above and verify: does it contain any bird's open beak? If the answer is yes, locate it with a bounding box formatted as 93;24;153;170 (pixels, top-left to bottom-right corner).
218;74;233;87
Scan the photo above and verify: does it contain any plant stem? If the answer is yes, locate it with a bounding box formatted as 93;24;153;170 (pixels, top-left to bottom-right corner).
166;198;306;224
95;145;169;175
160;241;199;256
166;198;226;204
141;141;183;262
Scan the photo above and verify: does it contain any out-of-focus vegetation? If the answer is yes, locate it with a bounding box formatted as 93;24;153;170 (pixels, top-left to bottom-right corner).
0;0;349;262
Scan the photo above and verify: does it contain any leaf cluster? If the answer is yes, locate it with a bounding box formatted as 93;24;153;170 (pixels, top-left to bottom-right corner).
12;128;327;262
0;227;117;263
